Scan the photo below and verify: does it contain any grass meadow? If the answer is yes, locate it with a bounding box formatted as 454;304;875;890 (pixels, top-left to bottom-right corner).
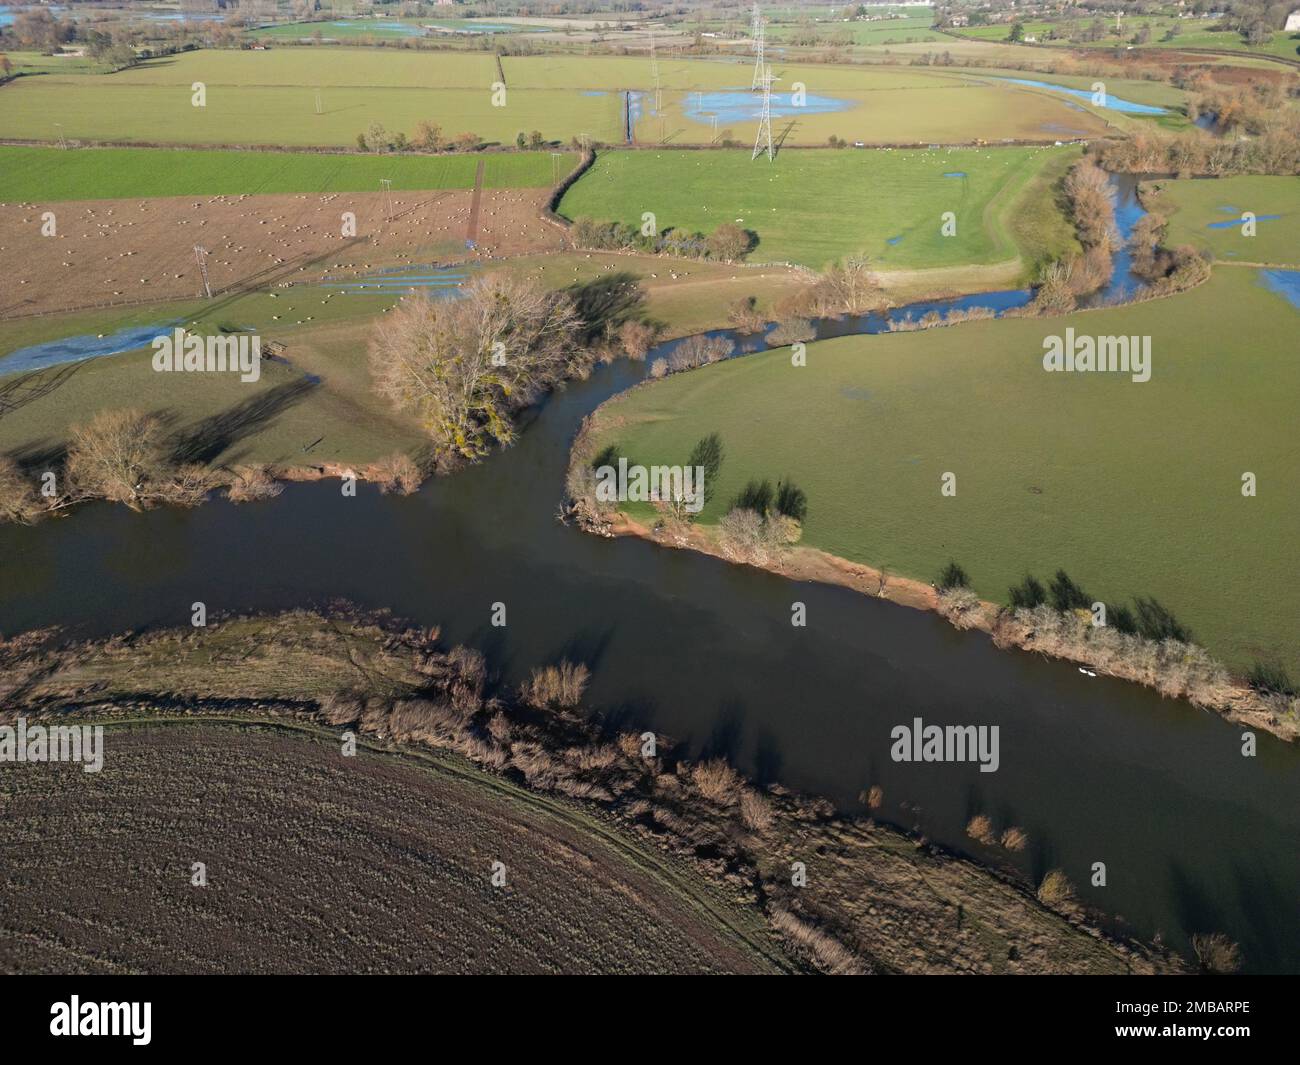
559;145;1079;270
0;145;575;200
589;267;1300;676
1147;175;1300;267
952;18;1300;62
0;49;1115;148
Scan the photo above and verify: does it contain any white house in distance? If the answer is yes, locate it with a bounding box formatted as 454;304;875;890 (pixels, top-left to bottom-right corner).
1285;10;1300;31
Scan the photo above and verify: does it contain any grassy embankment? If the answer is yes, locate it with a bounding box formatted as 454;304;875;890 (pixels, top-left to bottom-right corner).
585;267;1300;677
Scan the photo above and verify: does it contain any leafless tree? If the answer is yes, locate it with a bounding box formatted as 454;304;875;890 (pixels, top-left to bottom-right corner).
369;274;585;462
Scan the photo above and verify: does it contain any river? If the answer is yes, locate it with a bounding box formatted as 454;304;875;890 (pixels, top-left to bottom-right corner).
1;176;1297;973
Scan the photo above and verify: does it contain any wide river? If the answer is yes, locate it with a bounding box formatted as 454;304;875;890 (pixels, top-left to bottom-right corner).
1;178;1296;973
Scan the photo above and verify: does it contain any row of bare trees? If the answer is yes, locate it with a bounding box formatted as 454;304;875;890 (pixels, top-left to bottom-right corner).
0;407;425;525
0;410;210;524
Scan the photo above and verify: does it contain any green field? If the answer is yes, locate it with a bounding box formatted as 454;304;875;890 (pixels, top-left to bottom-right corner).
0;145;575;200
560;146;1079;271
953;17;1300;62
1146;175;1300;267
0;48;1117;148
589;267;1300;676
0;50;624;147
765;15;947;46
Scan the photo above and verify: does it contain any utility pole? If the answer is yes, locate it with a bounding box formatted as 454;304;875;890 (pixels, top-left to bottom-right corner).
379;178;393;223
193;245;212;298
55;123;67;150
315;88;322;115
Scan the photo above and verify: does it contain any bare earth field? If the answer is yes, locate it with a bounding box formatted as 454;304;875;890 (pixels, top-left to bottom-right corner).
0;724;787;975
0;188;563;318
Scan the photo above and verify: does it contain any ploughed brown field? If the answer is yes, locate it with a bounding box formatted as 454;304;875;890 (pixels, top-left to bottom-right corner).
0;188;563;318
0;723;789;974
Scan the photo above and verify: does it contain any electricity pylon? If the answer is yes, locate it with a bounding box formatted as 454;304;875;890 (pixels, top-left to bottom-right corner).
752;66;775;162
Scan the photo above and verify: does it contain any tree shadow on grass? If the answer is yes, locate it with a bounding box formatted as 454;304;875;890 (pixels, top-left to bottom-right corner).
167;376;319;466
0;362;86;421
564;272;647;343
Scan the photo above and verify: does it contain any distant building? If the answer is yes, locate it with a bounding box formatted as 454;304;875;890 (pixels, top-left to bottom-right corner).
1285;11;1300;31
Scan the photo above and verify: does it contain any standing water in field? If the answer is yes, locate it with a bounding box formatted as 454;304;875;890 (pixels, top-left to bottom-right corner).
992;77;1169;115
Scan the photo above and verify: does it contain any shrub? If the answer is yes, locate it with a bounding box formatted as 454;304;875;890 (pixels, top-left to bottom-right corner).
739;789;774;831
691;757;743;805
1191;932;1242;974
372;452;424;495
936;586;981;629
999;826;1028;852
617;319;658;360
706;222;753;262
0;455;44;524
226;464;283;503
767;317;815;346
1037;869;1075;908
666;334;734;374
727;296;766;333
522;660;591;710
966;814;995;845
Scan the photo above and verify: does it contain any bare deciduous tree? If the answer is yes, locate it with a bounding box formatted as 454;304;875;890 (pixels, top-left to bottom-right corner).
369;275;586;462
0;455;43;524
65;409;170;509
